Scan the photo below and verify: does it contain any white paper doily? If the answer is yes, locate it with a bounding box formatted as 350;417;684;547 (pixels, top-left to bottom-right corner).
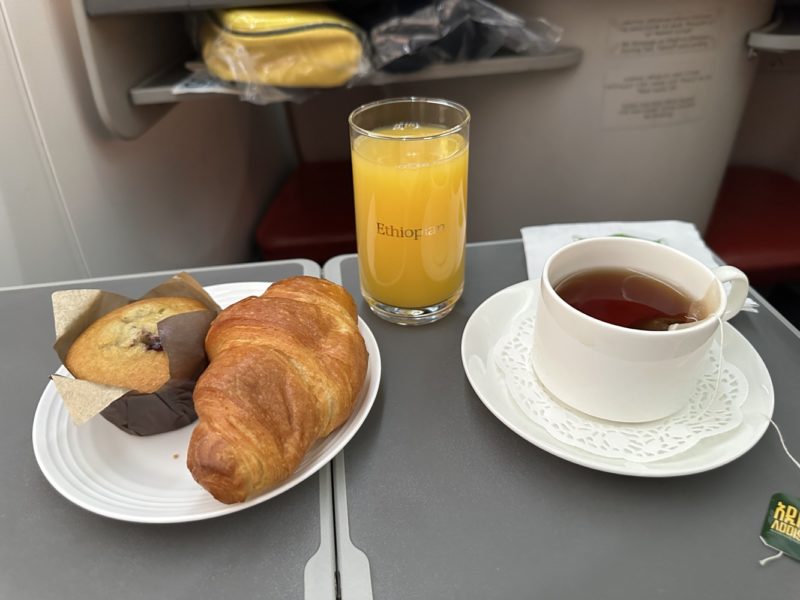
462;281;775;476
494;306;748;464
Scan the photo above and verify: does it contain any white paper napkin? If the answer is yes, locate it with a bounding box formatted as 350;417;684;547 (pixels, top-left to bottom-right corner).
520;220;758;311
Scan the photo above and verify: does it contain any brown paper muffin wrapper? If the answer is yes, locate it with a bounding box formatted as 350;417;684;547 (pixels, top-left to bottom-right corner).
50;272;221;436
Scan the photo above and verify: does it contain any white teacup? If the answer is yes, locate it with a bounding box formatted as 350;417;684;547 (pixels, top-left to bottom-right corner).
531;237;749;422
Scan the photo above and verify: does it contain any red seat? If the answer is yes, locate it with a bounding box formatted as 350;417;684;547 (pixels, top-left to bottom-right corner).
705;166;800;286
255;161;356;264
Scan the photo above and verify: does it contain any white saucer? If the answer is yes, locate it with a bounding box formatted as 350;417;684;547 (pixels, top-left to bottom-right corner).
32;282;381;523
461;280;775;477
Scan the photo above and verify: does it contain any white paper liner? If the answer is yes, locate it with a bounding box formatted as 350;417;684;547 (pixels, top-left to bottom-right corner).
493;311;748;463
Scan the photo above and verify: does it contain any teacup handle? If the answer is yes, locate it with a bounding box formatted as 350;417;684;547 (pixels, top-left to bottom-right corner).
713;265;749;321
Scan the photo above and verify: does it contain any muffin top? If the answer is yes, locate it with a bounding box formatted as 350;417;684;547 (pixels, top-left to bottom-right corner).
65;296;207;393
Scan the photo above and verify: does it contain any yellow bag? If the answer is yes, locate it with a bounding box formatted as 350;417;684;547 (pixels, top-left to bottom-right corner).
200;6;367;88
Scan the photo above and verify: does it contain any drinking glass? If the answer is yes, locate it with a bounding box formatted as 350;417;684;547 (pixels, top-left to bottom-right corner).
348;97;470;325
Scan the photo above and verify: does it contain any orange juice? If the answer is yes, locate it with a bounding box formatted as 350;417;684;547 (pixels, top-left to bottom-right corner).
351;124;468;308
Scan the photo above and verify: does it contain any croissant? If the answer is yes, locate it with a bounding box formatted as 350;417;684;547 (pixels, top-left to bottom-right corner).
187;276;368;504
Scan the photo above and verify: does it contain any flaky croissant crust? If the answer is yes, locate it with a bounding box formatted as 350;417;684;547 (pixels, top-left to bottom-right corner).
187;276;368;504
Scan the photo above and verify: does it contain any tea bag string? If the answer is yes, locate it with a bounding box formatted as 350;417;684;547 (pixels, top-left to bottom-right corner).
702;322;800;471
699;317;726;414
757;420;800;566
767;418;800;471
703;320;800;567
758;537;784;566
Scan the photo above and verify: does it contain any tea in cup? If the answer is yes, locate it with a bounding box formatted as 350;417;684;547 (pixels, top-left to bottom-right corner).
531;237;749;422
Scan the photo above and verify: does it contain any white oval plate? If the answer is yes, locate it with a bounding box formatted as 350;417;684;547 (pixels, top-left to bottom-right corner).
32;282;381;523
461;280;775;477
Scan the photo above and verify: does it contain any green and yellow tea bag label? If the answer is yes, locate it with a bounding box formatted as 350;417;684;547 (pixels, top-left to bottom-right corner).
761;493;800;562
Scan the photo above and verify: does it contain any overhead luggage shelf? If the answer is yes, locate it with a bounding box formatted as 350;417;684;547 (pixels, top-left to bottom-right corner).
130;47;583;106
71;0;581;138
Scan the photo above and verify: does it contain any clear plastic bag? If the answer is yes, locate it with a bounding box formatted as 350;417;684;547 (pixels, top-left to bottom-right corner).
189;6;373;104
337;0;563;72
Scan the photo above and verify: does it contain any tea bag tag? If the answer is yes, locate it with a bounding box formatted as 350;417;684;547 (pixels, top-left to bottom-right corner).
757;420;800;566
759;493;800;565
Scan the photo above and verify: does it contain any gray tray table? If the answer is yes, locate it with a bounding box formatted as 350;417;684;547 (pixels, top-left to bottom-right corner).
0;259;335;600
324;240;800;600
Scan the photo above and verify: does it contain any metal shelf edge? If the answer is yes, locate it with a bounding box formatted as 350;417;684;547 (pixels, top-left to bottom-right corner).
747;9;800;53
86;0;321;16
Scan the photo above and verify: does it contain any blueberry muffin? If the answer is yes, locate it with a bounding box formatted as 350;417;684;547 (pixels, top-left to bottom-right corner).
65;296;207;393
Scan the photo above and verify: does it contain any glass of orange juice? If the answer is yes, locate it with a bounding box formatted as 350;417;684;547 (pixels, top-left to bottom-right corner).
348;97;470;326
